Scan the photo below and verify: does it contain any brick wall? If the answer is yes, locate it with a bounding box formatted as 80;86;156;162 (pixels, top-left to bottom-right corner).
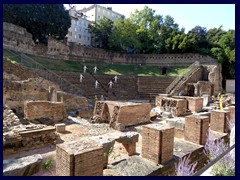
24;101;67;122
3;126;58;156
210;110;230;133
3;22;218;67
56;138;103;176
142;124;174;164
184;115;210;145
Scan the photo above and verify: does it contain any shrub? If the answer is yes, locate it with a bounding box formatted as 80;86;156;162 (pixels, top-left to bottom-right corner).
42;159;53;170
175;154;198;176
204;130;235;176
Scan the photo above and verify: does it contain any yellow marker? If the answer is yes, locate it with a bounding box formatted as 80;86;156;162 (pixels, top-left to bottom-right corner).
217;92;221;100
219;95;224;110
95;95;98;102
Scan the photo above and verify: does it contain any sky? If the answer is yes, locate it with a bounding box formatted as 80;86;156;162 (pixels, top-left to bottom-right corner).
64;4;235;33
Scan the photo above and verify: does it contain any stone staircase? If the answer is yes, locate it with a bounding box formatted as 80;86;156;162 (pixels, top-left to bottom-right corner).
53;71;137;100
138;76;175;98
166;61;202;95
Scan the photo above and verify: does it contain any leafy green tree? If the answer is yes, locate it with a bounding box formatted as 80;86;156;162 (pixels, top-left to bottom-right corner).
3;4;71;43
129;6;163;53
109;18;140;52
88;17;114;49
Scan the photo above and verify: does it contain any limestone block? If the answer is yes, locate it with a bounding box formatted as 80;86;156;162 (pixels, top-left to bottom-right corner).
3;154;43;176
55;123;66;132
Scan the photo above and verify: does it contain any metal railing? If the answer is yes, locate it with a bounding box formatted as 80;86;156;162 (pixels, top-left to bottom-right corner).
193;144;235;176
4;48;84;96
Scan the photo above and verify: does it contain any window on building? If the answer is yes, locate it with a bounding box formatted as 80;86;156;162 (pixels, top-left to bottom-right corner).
108;11;110;15
98;7;101;12
79;34;81;39
103;9;105;14
74;27;77;32
68;31;72;36
84;22;86;26
74;35;77;39
83;35;86;40
79;27;82;31
87;37;90;41
73;20;76;24
98;15;101;19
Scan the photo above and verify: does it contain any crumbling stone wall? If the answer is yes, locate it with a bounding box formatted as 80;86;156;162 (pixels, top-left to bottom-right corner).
4;22;219;66
3;22;35;53
3;79;50;115
207;64;223;95
24;101;68;123
93;101;151;130
3;126;58;156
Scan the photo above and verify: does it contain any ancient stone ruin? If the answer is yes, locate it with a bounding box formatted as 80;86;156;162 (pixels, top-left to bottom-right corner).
3;21;235;176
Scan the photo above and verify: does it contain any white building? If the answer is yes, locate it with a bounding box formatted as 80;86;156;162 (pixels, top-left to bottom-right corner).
67;6;92;46
67;4;124;47
80;4;124;23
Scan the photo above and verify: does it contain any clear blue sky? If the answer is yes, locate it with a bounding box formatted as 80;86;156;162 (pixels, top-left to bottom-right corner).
64;4;235;33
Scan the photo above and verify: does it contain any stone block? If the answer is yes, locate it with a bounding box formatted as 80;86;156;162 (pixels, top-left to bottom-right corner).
202;94;211;106
24;101;67;123
93;101;151;129
224;106;235;124
184;115;210;145
56;138;103;176
210;110;230;133
185;97;203;113
122;143;137;156
155;94;171;106
55;123;66;133
142;124;174;164
161;97;187;116
197;81;211;96
3;154;43;176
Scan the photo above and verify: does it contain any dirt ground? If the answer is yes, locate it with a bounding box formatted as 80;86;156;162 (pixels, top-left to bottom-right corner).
4;116;144;176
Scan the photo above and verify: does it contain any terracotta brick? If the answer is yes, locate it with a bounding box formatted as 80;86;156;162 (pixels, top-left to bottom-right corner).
210;110;230;133
142;124;174;164
184;115;209;145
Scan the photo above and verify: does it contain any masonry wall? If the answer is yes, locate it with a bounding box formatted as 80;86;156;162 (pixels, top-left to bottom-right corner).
3;126;58;156
24;101;68;122
3;22;219;67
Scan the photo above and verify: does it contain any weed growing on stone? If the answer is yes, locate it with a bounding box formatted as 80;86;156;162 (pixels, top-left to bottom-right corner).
42;159;53;170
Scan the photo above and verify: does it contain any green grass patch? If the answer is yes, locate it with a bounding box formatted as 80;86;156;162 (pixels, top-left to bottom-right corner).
167;66;190;76
3;49;191;77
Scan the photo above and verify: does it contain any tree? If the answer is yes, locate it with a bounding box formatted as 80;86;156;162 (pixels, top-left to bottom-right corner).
129;6;163;53
3;4;71;43
88;17;114;49
109;18;140;52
